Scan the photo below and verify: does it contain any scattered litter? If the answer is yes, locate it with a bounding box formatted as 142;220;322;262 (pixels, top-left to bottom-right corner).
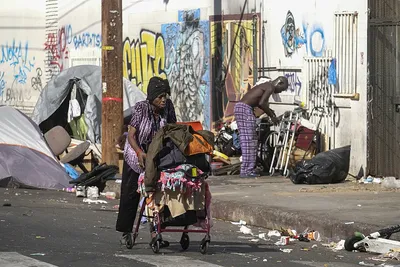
263;259;268;262
15;193;20;196
275;236;290;246
35;236;45;239
345;222;355;225
357;204;362;207
267;230;281;237
280;248;293;253
30;253;45;256
0;220;5;222
301;248;310;251
86;186;99;199
334;240;345;250
231;220;247;226
115;179;122;184
239;225;253;235
100;206;107;210
105;192;116;200
259;233;268;240
312;244;318;248
76;186;86;197
3;203;11;207
250;239;259;242
23;211;33;217
113;205;119;209
83;198;107;204
358;262;376;266
382;177;400;189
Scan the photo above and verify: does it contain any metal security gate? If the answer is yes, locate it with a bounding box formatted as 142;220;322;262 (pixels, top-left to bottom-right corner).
368;0;400;177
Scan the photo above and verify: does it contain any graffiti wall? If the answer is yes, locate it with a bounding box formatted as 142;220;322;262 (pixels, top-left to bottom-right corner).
123;9;210;128
162;9;210;127
210;14;259;127
44;24;102;79
0;39;39;105
122;30;167;93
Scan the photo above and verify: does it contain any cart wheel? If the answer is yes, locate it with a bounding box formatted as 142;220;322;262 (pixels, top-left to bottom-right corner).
151;240;160;254
270;169;275;176
344;235;363;252
200;241;209;254
180;233;190;251
283;169;290;178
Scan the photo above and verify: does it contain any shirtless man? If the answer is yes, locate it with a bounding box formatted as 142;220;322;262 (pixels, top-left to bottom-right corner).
234;76;289;178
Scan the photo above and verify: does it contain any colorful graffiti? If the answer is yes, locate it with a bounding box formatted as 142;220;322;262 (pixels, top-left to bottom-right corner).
284;71;302;96
44;25;71;74
73;32;102;49
280;11;325;57
161;9;210;127
122;30;166;93
0;72;5;96
0;40;35;85
210;15;258;127
44;25;101;77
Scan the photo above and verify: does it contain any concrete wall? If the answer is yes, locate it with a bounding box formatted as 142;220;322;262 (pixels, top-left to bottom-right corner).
0;0;46;113
0;0;368;176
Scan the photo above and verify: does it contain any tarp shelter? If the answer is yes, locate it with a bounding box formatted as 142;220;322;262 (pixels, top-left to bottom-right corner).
31;65;146;144
0;106;70;189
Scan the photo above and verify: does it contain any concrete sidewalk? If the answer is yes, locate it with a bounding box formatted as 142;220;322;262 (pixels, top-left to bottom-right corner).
208;175;400;241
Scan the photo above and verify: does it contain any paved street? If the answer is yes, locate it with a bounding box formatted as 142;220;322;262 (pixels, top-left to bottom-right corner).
0;188;394;267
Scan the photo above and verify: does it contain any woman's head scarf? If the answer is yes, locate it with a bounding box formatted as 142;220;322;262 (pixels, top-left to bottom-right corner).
147;77;171;102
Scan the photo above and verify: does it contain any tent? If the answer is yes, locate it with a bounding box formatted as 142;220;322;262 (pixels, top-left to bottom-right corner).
31;65;146;144
0;106;71;189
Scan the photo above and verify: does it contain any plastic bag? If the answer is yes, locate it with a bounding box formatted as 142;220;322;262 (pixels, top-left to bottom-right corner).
290;145;351;184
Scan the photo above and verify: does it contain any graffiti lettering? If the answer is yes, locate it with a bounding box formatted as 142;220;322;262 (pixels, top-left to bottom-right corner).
73;32;101;49
122;30;166;93
0;40;35;85
284;72;302;96
44;25;71;74
31;68;43;92
161;9;210;127
0;72;5;96
280;11;325;57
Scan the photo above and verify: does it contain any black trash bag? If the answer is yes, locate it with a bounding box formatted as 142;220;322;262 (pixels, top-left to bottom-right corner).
290;145;351;185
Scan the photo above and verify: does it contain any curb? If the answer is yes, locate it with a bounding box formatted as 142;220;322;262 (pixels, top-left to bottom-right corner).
211;198;381;241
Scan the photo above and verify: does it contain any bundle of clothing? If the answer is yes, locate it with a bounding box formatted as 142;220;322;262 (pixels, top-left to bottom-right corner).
138;124;215;229
138;164;206;195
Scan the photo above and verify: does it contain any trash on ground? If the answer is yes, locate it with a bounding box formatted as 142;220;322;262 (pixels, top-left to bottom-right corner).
268;230;281;237
382;177;400;189
113;205;119;209
280;248;293;253
76;186;86;197
2;203;11;207
263;259;268;262
290;145;350;185
231;220;247;225
63;187;76;193
30;253;45;256
86;186;99;199
83;198;107;204
104;192;116;200
334;240;345;250
35;236;45;239
358;261;377;266
259;233;269;240
312;244;318;248
239;225;253;235
250;239;259;242
345;222;355;225
275;236;290;246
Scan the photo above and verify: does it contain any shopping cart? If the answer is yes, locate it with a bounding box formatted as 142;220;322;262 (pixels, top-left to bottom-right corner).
132;164;212;254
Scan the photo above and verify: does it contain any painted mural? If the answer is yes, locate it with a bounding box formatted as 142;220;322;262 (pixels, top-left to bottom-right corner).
161;9;210;128
280;10;326;58
123;9;210;129
122;30;167;93
210;15;259;128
